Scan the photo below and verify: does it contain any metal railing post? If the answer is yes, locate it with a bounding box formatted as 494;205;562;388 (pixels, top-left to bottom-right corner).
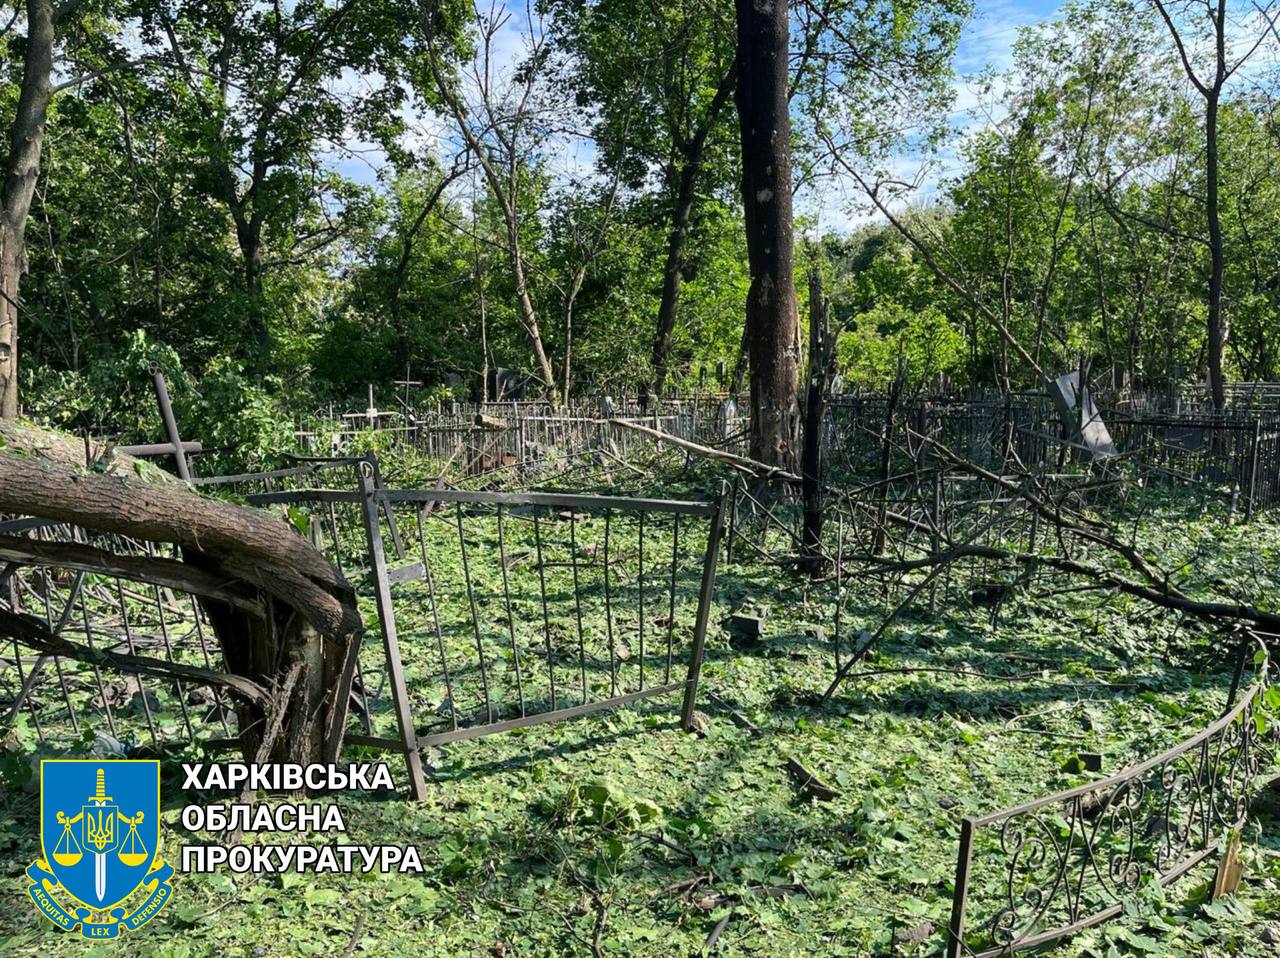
357;457;427;799
151;369;192;481
1246;418;1261;521
946;817;975;958
682;489;727;731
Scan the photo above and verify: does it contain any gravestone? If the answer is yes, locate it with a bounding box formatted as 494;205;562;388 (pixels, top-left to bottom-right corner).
487;367;528;401
1049;371;1117;460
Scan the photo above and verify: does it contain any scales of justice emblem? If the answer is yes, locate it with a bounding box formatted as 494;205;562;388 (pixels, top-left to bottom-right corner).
27;760;175;938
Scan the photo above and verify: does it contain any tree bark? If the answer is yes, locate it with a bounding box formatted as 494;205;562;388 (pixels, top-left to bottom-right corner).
648;58;738;403
734;0;799;469
1150;0;1251;413
649;163;700;403
0;0;57;419
0;424;360;764
801;267;833;575
234;211;270;358
1204;90;1226;411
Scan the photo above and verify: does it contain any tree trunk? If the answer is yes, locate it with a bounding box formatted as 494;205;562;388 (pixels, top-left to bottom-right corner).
503;212;557;399
0;229;21;418
649;161;701;402
644;57;736;407
0;422;360;764
235;213;271;360
734;0;799;469
562;264;591;398
0;0;57;419
1204;91;1226;412
198;585;352;764
801;268;832;575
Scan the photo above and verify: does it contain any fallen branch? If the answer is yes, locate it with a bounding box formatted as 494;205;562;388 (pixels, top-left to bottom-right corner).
0;535;264;617
612;418;802;484
708;693;840;800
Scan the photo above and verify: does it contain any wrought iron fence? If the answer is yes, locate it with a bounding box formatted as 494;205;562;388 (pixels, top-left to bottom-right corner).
0;520;240;754
820;391;1280;518
945;635;1276;957
243;459;727;798
1106;413;1280;518
289;395;747;481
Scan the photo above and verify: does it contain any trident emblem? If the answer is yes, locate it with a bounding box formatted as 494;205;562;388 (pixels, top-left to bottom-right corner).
50;767;147;903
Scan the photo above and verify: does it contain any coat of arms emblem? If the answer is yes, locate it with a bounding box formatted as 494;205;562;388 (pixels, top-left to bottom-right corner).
27;760;174;938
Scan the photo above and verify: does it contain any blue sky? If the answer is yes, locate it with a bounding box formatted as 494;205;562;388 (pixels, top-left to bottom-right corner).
331;0;1071;230
958;0;1065;74
802;0;1069;231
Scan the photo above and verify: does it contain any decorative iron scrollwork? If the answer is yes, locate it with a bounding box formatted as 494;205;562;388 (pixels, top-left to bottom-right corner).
948;636;1275;958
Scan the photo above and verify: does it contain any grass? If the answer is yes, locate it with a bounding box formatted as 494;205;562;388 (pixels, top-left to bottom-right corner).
0;454;1277;957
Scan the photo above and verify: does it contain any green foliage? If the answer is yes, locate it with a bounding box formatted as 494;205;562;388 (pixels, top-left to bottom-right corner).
22;330;183;439
179;360;296;472
548;779;664;833
837;302;965;390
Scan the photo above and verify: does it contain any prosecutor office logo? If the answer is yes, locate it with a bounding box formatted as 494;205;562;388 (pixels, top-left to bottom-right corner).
26;760;175;938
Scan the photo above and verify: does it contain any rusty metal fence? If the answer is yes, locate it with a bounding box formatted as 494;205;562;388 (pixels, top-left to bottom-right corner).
292;395;747;479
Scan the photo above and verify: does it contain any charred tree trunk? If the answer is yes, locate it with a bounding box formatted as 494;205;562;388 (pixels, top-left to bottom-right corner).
873;375;903;556
734;0;799;469
0;0;58;419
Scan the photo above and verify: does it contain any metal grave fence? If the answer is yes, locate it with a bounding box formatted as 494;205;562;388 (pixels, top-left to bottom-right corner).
243;458;727;798
0;520;244;754
945;634;1276;957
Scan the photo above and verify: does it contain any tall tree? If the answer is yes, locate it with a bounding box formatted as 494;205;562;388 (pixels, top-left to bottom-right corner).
734;0;799;468
547;0;738;402
421;2;562;398
141;0;434;370
0;0;92;418
1150;0;1279;410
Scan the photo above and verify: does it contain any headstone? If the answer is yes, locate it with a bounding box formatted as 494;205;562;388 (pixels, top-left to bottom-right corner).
721;398;737;441
488;367;527;401
1049;371;1116;460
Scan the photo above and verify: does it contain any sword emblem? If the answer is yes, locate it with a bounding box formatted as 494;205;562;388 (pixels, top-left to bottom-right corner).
52;767;148;903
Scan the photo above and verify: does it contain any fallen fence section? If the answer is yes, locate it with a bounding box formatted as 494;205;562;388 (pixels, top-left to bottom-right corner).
945;635;1275;957
245;458;727;799
0;520;241;755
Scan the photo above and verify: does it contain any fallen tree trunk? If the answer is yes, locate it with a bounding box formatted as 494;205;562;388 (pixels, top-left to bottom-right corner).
0;422;361;764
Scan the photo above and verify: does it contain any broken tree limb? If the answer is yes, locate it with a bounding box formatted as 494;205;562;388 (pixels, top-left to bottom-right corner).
853;540;1280;633
0;534;265;617
611;418;803;484
0;443;358;639
905;427;1168;586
